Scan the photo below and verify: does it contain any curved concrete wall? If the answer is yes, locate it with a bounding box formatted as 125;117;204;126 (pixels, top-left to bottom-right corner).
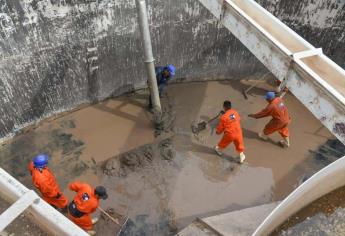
0;0;344;138
252;155;345;236
0;0;263;138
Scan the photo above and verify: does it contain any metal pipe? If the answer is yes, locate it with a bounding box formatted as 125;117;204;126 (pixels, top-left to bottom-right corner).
135;0;162;115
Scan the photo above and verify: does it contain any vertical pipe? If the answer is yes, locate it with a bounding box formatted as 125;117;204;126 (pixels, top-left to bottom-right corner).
135;0;162;115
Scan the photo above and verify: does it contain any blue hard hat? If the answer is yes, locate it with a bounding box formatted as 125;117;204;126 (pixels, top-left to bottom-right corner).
166;64;176;76
265;91;276;100
33;154;49;168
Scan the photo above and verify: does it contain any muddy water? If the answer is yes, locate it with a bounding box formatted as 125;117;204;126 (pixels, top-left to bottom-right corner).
0;80;340;235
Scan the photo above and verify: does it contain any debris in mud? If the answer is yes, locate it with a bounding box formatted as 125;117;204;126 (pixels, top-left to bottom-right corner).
103;138;175;177
48;129;84;155
119;210;177;236
95;207;130;236
154;95;175;137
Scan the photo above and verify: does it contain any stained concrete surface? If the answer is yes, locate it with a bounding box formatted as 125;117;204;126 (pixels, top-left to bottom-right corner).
0;79;342;235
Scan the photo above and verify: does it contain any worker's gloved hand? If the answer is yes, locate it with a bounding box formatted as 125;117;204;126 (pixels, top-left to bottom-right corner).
219;110;225;115
55;193;62;199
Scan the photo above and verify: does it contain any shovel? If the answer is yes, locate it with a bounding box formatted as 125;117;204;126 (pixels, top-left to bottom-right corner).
98;207;129;236
191;113;221;134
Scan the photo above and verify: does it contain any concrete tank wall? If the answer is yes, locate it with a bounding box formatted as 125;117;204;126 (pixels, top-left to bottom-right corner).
0;0;262;138
258;0;345;69
0;0;343;139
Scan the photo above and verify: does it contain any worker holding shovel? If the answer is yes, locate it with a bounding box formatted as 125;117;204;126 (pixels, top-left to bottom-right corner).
67;181;108;235
28;154;69;212
248;91;291;147
214;100;246;163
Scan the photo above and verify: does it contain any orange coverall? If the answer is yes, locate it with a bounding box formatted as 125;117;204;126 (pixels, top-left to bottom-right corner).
28;161;68;209
252;97;291;137
68;181;99;230
216;109;244;153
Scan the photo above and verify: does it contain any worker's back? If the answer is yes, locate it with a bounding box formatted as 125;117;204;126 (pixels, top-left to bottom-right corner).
29;162;60;197
219;109;242;136
70;182;99;214
270;97;290;124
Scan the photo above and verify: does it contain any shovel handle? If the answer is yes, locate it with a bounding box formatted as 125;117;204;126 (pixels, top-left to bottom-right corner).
98;207;121;226
207;113;221;124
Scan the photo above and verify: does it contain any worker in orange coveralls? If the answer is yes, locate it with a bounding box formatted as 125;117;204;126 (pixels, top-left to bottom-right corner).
68;181;108;235
248;91;291;147
28;154;68;212
214;100;246;163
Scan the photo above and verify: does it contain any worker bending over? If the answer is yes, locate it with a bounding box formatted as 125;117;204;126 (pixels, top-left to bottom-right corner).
214;100;246;163
28;154;68;212
248;91;291;147
149;64;176;109
68;181;108;235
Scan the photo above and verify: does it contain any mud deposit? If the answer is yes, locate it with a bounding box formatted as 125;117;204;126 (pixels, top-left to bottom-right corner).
94;208;131;236
0;80;341;235
103;137;175;177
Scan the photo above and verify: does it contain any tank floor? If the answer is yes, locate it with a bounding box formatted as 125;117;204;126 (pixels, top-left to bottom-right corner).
0;79;341;235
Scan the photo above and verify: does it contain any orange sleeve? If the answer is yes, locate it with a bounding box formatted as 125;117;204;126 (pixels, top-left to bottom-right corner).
216;116;225;134
69;181;83;192
253;105;273;118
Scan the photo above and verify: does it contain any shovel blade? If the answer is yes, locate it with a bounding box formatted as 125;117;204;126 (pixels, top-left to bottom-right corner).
191;121;207;133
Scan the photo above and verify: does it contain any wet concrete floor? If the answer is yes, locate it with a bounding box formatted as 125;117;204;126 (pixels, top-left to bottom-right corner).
0;79;340;235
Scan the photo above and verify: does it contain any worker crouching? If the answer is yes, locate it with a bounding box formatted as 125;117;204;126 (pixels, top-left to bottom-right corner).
28;154;68;212
214;100;246;163
248;91;291;147
68;181;108;235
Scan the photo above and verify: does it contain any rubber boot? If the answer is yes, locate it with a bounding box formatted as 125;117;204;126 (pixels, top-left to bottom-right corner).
87;230;96;236
258;132;269;141
92;217;99;225
279;137;290;148
239;152;246;164
214;146;222;156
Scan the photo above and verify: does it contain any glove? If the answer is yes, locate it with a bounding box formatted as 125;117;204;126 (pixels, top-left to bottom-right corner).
219;110;225;115
55;193;62;199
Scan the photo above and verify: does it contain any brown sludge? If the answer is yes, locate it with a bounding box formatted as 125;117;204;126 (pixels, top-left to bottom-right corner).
0;79;343;235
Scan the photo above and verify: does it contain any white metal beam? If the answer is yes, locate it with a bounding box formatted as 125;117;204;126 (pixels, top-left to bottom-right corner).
0;168;88;236
198;0;345;144
253;155;345;235
0;190;38;231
